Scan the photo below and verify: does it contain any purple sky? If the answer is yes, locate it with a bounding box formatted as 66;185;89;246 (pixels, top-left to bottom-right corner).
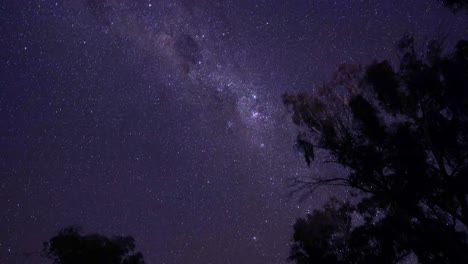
1;0;467;263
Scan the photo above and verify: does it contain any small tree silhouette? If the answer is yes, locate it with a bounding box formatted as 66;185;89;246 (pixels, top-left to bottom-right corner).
441;0;468;12
43;226;145;264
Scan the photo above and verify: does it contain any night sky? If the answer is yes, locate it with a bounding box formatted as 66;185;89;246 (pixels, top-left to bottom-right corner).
1;1;467;263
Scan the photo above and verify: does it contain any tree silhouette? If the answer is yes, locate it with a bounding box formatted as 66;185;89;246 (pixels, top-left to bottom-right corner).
43;226;145;264
290;199;354;264
441;0;468;12
284;36;468;263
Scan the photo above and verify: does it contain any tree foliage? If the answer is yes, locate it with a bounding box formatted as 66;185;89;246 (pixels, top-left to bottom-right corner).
43;226;145;264
284;37;468;263
441;0;468;12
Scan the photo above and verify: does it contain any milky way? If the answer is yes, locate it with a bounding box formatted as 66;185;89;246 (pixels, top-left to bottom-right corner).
1;1;467;263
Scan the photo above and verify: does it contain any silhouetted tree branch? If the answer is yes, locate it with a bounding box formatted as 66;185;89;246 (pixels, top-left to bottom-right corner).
285;36;468;263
